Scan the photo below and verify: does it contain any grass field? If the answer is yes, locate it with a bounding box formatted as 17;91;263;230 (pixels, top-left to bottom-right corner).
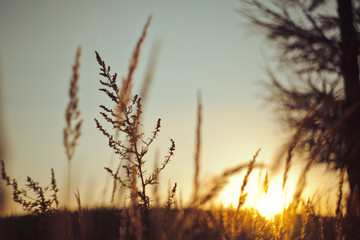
0;206;341;240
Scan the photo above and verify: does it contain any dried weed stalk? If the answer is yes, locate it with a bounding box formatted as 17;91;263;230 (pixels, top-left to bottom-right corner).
94;17;175;240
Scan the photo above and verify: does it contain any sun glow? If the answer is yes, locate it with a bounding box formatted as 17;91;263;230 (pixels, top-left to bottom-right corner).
254;191;287;219
253;175;294;219
218;171;295;219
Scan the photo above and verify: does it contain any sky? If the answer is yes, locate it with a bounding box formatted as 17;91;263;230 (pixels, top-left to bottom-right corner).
0;0;341;215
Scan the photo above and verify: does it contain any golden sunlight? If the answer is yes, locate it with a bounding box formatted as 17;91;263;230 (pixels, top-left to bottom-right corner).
253;175;294;219
218;171;295;219
254;191;286;219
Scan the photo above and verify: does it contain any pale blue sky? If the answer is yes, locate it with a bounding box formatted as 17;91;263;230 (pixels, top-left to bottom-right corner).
0;0;340;214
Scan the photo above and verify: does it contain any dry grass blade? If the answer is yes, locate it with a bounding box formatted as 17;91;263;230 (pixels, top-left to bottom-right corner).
236;148;261;213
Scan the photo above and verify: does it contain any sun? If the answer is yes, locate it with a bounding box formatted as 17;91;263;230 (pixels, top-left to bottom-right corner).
253;177;294;219
254;191;286;219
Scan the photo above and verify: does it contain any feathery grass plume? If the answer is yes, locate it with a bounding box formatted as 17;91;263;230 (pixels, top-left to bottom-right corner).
64;46;82;207
236;148;261;213
1;160;59;215
193;92;202;200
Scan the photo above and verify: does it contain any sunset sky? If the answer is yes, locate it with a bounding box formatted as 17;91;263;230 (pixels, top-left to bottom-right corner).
0;0;341;215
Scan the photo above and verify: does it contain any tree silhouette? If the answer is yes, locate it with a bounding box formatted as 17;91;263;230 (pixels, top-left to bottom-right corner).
240;0;360;224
